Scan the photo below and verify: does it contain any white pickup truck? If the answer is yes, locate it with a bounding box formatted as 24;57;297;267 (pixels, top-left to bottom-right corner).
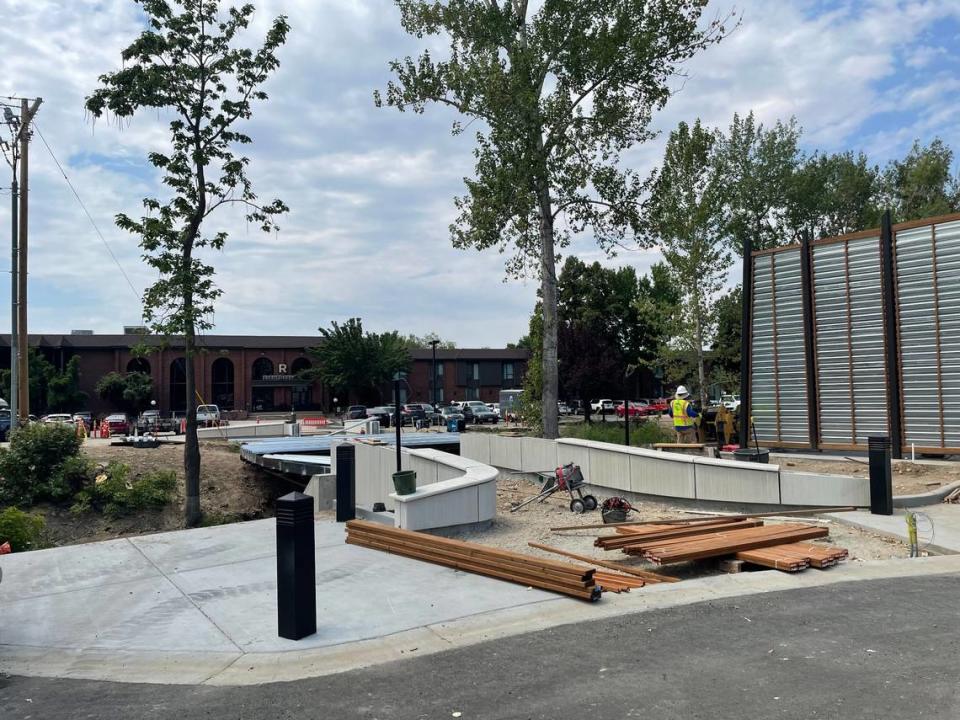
196;404;221;427
590;399;615;413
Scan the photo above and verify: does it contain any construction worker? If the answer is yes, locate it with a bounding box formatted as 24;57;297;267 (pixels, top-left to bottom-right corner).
669;385;699;444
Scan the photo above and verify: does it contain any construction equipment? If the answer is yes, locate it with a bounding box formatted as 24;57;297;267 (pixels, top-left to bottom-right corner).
510;463;598;514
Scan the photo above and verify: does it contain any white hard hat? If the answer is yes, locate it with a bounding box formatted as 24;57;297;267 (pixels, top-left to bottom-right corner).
675;385;689;398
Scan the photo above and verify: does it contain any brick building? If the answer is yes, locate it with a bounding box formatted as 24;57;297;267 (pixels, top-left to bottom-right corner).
0;333;529;416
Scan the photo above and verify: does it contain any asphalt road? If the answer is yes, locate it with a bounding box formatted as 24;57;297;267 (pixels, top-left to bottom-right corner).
3;574;959;719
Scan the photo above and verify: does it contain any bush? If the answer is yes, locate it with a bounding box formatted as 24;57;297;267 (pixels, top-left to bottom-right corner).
0;506;45;552
560;418;671;447
73;462;177;517
53;456;96;496
0;423;83;505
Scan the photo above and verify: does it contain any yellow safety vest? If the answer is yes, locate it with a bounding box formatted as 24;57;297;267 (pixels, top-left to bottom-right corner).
672;398;692;428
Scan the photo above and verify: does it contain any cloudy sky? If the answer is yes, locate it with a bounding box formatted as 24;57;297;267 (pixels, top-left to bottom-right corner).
0;0;958;346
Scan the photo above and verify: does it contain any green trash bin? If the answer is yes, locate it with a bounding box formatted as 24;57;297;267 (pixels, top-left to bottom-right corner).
392;469;417;495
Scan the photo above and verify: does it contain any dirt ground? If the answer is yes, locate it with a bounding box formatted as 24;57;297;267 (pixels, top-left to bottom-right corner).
449;476;911;581
38;438;281;547
780;457;960;496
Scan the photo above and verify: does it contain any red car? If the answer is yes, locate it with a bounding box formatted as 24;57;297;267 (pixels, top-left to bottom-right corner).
105;413;131;436
646;399;669;414
615;401;650;418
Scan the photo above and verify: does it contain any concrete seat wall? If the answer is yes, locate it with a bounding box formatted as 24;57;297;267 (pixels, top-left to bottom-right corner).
352;442;498;530
459;434;868;507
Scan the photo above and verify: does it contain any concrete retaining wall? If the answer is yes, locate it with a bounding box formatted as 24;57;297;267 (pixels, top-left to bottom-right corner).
351;442;498;530
459;435;868;507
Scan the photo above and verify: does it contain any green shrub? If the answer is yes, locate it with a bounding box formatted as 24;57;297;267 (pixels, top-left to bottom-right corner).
560;419;671;447
0;506;45;552
53;455;96;495
0;423;83;505
73;462;177;517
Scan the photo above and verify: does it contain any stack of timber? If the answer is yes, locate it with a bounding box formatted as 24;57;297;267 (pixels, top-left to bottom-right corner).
597;522;830;564
736;542;848;571
346;520;607;601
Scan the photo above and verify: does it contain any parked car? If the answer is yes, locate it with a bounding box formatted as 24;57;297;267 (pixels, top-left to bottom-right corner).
470;405;499;424
346;405;367;420
366;406;393;428
43;413;75;425
401;403;429;427
0;409;11;441
615;401;649;418
590;399;615;413
196;404;221;427
487;402;500;417
105;413;131;436
439;405;465;421
407;402;441;425
136;410;179;434
73;411;93;427
646;398;670;414
721;394;741;411
558;402;572;415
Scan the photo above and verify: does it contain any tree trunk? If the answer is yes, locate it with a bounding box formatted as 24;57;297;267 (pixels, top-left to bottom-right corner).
694;299;708;410
183;319;202;527
538;192;559;440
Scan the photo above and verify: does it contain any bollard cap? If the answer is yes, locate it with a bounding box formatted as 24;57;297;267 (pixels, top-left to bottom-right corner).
867;436;891;449
277;491;313;504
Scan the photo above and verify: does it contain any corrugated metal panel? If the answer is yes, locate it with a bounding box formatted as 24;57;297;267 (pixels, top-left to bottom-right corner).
896;224;941;447
751;254;777;442
811;235;888;446
898;218;960;450
751;249;809;445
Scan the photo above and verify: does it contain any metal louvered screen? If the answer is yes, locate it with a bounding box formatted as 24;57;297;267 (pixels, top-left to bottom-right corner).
750;249;809;445
897;218;960;451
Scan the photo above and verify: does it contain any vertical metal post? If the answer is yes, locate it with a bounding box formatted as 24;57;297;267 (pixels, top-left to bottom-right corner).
879;210;903;459
394;376;402;472
335;443;356;522
9;175;18;430
738;235;753;448
868;436;893;515
276;491;316;640
430;339;439;406
799;231;819;450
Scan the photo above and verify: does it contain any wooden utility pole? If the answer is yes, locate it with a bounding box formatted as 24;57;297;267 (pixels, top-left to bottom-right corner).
16;98;40;422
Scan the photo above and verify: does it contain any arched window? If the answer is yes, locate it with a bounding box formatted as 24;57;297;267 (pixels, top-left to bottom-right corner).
211;357;235;410
252;357;274;380
291;357;312;409
251;357;275;411
127;357;151;375
291;357;311;374
169;358;187;411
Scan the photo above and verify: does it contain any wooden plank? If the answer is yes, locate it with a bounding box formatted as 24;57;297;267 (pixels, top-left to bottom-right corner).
598;520;764;549
644;526;829;564
527;542;678;584
549;507;856;532
346;537;600;601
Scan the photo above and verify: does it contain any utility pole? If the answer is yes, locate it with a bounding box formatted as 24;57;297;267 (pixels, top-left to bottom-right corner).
429;338;439;406
15;98;41;423
9;172;17;429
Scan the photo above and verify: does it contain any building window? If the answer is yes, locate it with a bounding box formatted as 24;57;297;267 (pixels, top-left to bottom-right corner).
472;363;479;381
466;387;479;401
127;357;150;375
437;362;444;377
436;388;444;402
502;362;514;382
211;357;235;410
169;358;187;412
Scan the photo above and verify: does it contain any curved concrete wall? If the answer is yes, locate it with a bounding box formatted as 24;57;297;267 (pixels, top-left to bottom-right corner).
460;434;869;507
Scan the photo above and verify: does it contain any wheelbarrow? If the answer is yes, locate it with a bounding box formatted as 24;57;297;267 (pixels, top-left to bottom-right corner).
510;463;598;514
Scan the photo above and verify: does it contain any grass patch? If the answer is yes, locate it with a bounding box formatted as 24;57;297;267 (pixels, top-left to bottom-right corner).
560;419;671;447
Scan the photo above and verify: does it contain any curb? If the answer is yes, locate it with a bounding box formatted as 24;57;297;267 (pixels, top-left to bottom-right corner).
827;513;959;556
894;479;960;508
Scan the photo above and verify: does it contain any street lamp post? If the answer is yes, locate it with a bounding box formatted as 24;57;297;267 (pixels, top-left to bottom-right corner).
429;339;440;407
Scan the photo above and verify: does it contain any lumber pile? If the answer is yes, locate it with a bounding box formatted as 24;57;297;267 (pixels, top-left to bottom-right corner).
345;520;606;601
736;542;848;571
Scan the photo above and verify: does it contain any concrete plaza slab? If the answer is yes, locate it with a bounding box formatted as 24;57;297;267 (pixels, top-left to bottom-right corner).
3;517;959;686
828;503;960;554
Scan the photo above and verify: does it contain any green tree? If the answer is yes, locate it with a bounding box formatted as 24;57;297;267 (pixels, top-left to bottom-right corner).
786;151;882;240
646;119;730;408
720;111;800;253
711;285;741;393
403;333;456;349
635;261;681;376
882;138;960;223
45;356;86;413
377;1;730;439
311;319;412;405
96;372;154;415
86;0;290;526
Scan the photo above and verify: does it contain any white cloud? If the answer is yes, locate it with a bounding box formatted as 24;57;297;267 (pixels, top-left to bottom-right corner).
0;0;958;347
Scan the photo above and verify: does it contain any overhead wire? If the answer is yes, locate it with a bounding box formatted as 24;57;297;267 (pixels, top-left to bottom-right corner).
31;120;142;304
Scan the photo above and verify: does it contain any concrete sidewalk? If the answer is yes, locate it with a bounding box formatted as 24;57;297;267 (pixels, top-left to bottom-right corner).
829;503;960;554
3;518;960;686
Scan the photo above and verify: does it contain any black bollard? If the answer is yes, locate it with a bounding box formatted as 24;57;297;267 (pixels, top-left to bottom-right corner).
868;436;893;516
276;491;316;640
335;443;356;522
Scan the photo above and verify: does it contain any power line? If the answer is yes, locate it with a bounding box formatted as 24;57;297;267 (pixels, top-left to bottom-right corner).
31;121;142;303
